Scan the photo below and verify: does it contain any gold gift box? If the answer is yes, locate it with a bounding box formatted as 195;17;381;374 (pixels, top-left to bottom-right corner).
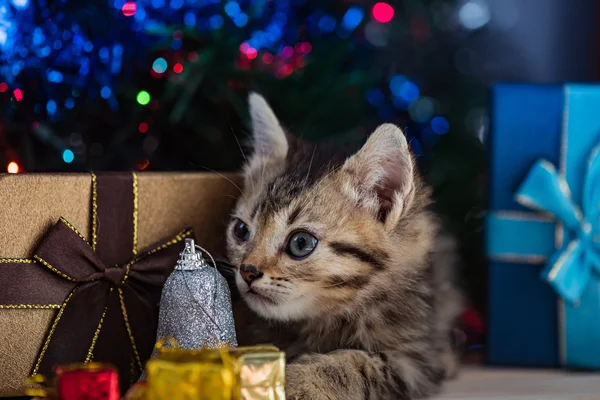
229;346;286;400
146;349;235;400
0;172;241;397
145;346;286;400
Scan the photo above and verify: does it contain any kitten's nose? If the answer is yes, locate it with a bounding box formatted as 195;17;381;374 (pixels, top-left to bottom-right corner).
240;264;264;286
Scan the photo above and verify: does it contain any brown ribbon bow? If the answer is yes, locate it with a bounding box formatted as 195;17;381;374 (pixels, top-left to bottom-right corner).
0;172;193;394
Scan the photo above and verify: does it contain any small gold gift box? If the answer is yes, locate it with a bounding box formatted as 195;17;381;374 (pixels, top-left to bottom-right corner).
146;348;235;400
229;346;286;400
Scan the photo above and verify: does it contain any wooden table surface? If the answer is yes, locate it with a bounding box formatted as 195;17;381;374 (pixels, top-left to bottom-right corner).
435;367;600;400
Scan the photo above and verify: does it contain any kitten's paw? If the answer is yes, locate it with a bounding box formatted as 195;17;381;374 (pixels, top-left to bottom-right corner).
286;364;335;400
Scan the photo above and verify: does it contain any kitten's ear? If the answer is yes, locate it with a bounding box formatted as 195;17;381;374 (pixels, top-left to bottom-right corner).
341;123;415;224
245;93;288;183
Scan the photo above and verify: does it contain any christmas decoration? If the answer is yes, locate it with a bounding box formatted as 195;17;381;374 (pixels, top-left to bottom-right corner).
0;171;240;397
487;83;600;369
148;238;237;360
145;346;236;400
142;345;285;400
123;382;148;400
229;346;285;400
54;364;120;400
24;363;119;400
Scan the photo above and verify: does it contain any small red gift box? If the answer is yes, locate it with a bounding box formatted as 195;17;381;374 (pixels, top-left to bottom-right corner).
55;364;119;400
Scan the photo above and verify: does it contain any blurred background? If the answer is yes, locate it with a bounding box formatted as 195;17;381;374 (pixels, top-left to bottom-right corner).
0;0;598;356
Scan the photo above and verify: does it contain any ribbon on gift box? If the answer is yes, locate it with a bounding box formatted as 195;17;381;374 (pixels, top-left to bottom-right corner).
486;85;600;368
0;172;194;393
515;154;600;305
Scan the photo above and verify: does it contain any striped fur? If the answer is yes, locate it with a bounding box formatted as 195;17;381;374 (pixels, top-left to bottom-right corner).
225;94;463;399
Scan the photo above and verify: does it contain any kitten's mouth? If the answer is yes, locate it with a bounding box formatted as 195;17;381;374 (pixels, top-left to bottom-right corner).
246;288;278;304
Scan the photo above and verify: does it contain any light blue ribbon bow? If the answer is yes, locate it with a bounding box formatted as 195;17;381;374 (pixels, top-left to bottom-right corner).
515;147;600;304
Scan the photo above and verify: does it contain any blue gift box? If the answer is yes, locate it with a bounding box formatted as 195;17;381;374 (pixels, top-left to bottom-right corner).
487;83;600;368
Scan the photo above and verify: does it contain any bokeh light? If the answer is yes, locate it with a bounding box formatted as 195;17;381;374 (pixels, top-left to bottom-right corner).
100;86;111;99
281;46;294;58
62;149;75;163
152;58;168;73
459;0;490;30
409;97;435;123
341;7;364;31
173;63;184;73
13;89;23;101
46;99;57;115
47;70;63;83
372;2;394;23
431;116;450;134
7;161;19;174
262;53;273;64
390;75;420;103
318;15;336;33
139;122;149;133
121;2;137;17
136;90;151;105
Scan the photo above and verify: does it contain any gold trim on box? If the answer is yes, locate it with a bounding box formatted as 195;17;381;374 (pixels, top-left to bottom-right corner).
60;216;90;244
91;172;98;252
0;259;62;308
119;287;143;371
85;302;110;364
33;255;76;282
0;304;61;309
132;171;139;256
32;288;78;375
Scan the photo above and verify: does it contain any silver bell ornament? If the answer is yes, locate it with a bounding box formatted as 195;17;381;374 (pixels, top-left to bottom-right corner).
150;238;237;356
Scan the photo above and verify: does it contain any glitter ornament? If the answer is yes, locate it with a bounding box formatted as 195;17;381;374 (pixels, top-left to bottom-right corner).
148;238;237;364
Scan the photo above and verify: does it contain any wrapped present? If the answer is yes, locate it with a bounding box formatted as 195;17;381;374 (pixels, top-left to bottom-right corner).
487;83;600;368
24;363;119;400
145;345;285;400
54;363;120;400
145;347;235;400
0;172;241;397
123;382;148;400
228;346;285;400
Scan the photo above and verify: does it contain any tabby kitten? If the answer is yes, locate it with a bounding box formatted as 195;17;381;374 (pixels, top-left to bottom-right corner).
225;93;462;400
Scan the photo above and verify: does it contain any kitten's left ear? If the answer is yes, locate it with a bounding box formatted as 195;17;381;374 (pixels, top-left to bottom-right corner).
244;93;288;184
248;93;288;162
341;123;415;224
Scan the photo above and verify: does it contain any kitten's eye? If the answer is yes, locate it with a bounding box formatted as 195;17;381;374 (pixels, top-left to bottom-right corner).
232;219;250;242
287;232;318;259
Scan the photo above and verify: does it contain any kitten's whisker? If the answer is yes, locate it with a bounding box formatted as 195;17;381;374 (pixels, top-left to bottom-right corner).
314;165;343;194
319;277;359;288
225;194;240;201
231;127;254;193
195;165;243;195
305;144;317;183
